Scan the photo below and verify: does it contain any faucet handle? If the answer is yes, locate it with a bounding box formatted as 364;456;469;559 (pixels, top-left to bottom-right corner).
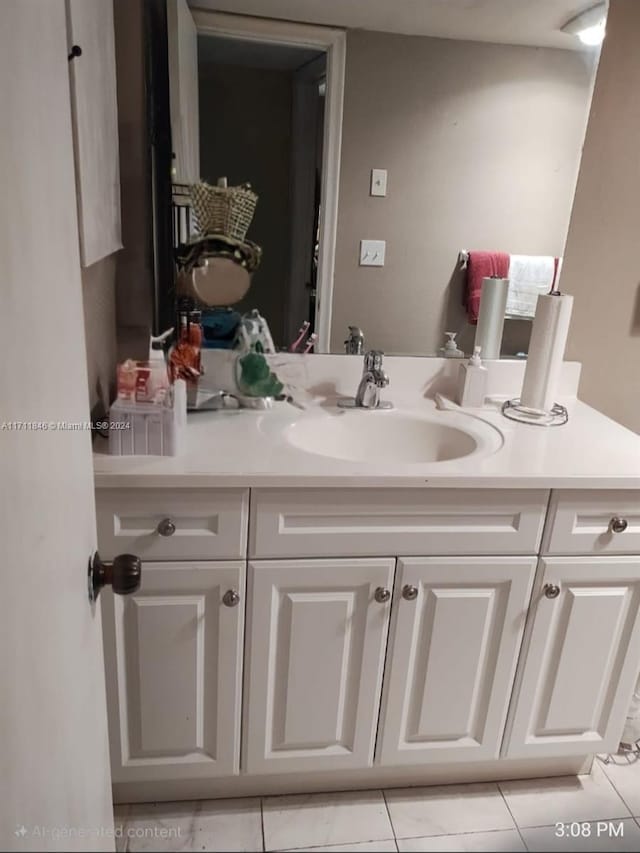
363;350;384;371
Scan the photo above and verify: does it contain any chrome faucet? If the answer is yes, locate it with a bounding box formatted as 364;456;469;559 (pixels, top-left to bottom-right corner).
339;350;393;410
344;325;365;355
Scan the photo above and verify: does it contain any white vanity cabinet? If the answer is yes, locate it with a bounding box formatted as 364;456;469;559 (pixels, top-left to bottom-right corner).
95;485;640;800
97;487;250;786
505;561;640;759
101;561;245;783
242;558;395;774
376;557;536;766
96;487;249;562
249;488;549;558
503;491;640;759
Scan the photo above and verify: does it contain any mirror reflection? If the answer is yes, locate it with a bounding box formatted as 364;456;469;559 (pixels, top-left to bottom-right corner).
163;0;605;357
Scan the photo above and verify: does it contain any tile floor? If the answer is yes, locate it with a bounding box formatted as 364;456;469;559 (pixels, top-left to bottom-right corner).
113;753;640;852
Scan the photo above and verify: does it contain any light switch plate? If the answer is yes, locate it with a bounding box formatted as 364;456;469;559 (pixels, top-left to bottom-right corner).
360;239;386;266
370;168;387;197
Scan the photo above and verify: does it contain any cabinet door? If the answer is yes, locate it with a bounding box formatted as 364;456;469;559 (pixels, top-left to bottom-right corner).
243;558;395;774
102;561;244;782
504;557;640;759
377;557;536;766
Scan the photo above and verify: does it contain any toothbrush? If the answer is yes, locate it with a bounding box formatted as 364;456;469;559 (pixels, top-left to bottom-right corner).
302;332;318;354
289;321;310;352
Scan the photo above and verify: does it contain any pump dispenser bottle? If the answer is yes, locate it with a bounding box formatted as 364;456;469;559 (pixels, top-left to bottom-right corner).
441;331;464;358
457;345;488;407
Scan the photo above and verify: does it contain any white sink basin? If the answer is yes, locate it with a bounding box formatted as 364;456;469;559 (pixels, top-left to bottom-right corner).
282;408;501;465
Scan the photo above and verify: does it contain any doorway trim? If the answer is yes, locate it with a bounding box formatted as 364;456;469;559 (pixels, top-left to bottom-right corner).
191;10;346;352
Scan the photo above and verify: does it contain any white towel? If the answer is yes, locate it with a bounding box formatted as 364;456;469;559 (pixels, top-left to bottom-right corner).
505;255;560;319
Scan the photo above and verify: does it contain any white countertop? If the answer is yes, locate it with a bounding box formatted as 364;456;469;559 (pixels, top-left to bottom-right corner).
93;393;640;491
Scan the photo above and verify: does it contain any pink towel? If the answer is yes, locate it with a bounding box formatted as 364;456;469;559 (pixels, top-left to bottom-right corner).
466;251;510;324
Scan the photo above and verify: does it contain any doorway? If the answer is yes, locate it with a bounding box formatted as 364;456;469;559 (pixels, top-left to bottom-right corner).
197;35;326;347
191;11;345;352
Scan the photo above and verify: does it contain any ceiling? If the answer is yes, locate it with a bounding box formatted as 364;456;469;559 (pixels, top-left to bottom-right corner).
189;0;606;51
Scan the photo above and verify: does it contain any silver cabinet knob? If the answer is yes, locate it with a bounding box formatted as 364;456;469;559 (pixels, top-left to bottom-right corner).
543;583;561;599
402;584;419;601
223;589;241;607
157;517;176;537
374;586;391;603
610;517;628;534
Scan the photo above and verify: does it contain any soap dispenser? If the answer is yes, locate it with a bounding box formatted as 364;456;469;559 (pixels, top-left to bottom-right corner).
441;331;464;358
457;345;488;407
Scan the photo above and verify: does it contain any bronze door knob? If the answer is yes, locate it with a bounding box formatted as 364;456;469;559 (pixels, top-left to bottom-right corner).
89;551;141;602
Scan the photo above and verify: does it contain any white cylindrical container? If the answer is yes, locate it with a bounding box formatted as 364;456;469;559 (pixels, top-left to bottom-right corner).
457;346;488;407
520;292;574;412
474;276;509;359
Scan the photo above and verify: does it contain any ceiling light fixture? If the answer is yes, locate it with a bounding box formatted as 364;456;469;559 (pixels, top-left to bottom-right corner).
561;2;607;46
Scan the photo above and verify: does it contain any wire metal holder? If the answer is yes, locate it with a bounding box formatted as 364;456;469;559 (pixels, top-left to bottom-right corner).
501;398;568;427
619;737;640;754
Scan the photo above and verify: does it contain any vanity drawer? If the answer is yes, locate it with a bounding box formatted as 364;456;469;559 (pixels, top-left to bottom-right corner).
249;488;549;558
96;488;249;560
543;490;640;555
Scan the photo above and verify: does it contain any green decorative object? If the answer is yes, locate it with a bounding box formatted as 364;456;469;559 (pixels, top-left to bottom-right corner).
236;352;284;398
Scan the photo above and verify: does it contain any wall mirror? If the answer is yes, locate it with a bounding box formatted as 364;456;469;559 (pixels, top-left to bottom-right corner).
150;0;606;357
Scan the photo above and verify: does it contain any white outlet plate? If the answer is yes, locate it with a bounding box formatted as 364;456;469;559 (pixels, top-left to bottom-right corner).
360;239;386;266
370;168;387;196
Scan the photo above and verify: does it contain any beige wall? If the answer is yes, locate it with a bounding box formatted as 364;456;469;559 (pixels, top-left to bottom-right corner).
81;256;118;414
331;30;595;355
81;0;152;415
563;0;640;434
113;0;154;354
199;63;293;347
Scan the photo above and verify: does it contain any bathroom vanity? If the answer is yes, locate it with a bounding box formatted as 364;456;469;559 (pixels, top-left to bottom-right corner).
93;356;640;803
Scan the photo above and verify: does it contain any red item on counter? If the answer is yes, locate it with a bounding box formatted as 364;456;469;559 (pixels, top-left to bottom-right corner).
169;312;203;385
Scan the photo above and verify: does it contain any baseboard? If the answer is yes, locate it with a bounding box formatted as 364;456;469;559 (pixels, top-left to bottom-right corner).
113;754;592;804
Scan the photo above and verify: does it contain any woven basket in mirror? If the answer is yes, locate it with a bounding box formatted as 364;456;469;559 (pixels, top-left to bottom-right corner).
190;181;258;242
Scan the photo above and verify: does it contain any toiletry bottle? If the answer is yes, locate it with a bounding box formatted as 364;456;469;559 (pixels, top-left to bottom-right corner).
169;299;203;386
457;346;488;407
441;331;464;358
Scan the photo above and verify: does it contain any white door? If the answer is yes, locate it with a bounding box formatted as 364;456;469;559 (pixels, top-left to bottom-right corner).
243;558;395;774
102;562;245;785
504;557;640;759
377;557;536;766
0;2;114;850
66;0;121;266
